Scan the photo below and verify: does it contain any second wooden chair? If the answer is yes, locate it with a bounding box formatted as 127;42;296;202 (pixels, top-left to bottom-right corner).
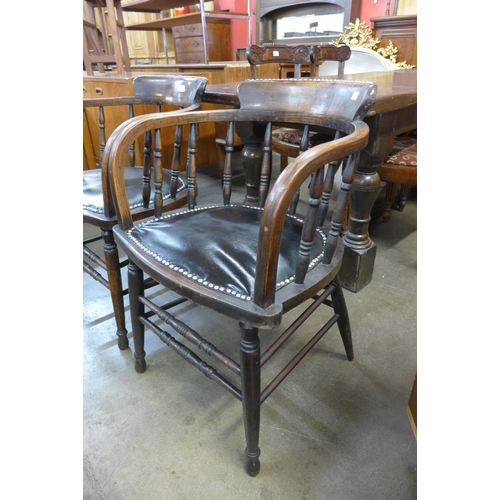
83;75;208;349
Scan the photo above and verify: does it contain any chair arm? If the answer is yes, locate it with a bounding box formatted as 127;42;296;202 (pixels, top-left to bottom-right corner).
254;121;370;308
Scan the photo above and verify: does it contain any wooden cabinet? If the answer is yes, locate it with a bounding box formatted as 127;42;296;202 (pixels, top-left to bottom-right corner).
370;15;417;67
122;0;251;64
83;76;136;170
127;60;279;84
172;19;230;63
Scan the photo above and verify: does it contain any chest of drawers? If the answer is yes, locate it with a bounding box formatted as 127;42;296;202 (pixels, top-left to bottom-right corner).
172;19;230;64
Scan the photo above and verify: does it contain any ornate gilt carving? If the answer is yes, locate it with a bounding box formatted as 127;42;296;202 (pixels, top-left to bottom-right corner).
332;19;415;69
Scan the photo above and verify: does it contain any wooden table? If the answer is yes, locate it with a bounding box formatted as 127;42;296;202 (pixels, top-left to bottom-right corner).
202;70;417;292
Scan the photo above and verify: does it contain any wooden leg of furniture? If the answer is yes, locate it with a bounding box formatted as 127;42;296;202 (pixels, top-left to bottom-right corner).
339;164;380;292
237;122;266;205
382;181;397;223
239;322;261;477
102;228;129;350
407;373;417;439
397;184;409;211
339;104;417;292
128;260;146;374
330;276;354;361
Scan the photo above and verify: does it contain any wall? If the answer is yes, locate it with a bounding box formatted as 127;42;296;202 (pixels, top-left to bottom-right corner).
359;0;395;24
215;0;257;58
359;0;417;23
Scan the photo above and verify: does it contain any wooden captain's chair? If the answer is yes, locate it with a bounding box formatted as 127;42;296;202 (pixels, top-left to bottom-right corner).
104;78;377;475
83;75;208;350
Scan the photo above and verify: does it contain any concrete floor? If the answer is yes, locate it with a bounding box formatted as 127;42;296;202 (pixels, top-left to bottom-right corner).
83;158;417;499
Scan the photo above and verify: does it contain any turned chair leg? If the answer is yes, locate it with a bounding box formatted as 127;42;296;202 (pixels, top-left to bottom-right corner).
239;322;261;477
382;182;397;223
101;228;129;350
330;276;354;361
397;184;409;212
128;260;146;373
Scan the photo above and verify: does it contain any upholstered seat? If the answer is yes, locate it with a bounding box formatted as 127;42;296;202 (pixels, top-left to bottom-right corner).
122;204;325;302
83;168;186;219
386;142;417;166
378;139;417;222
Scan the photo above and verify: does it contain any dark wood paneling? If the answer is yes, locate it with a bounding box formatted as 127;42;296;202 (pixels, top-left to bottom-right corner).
370;15;417;67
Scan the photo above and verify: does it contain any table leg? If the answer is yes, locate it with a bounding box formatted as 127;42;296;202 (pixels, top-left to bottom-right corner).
236;122;267;205
339;107;417;292
339;149;381;292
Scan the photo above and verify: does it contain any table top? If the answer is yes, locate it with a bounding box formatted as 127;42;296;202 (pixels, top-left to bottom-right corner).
203;70;417;116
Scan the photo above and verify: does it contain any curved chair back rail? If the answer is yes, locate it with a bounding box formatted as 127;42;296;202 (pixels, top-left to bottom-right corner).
238;76;372;121
133;74;208;107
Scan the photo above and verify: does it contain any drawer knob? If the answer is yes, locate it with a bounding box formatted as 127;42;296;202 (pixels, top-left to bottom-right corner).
95;88;103;95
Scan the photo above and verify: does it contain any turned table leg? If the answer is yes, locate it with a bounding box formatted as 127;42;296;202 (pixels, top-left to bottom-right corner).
339;109;406;292
339;154;381;292
236;122;267;205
